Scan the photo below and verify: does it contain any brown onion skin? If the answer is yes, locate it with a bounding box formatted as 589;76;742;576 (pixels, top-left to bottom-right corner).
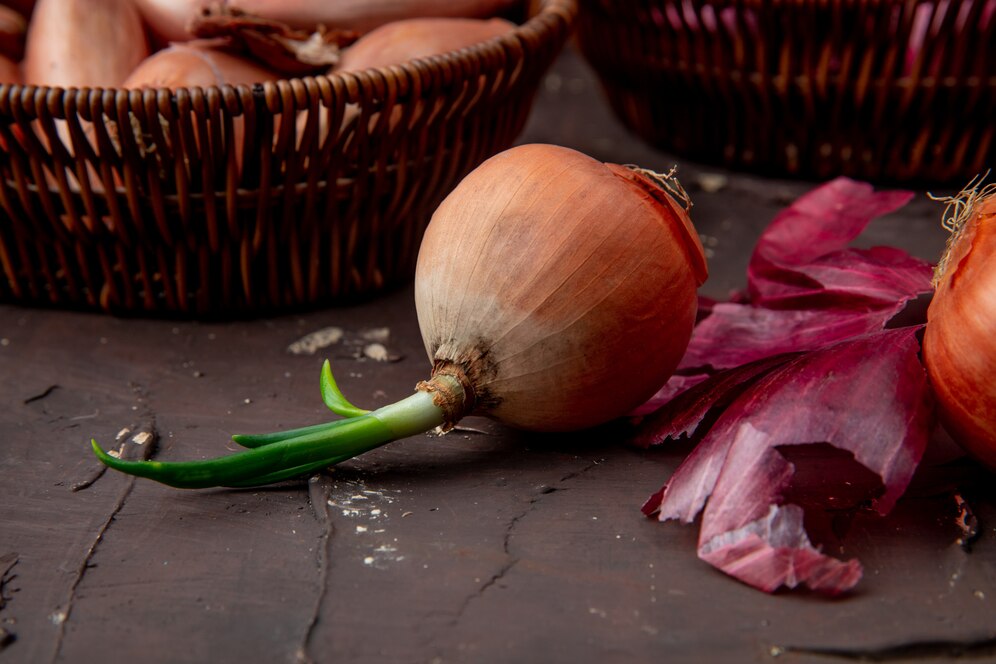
923;194;996;470
415;143;707;432
335;17;515;72
23;0;149;88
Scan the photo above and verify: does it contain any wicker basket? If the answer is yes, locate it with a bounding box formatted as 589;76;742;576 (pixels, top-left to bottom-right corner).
0;0;576;317
577;0;995;182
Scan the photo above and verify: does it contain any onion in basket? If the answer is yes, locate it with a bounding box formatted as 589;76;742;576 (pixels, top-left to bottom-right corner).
22;0;149;88
335;16;516;71
134;0;525;44
122;40;281;89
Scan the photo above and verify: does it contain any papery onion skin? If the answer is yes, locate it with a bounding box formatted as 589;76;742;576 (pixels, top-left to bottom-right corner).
23;0;149;88
334;17;515;72
415;143;708;432
923;193;996;469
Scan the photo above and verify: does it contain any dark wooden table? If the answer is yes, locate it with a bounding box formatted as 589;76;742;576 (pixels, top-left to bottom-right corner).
3;47;994;664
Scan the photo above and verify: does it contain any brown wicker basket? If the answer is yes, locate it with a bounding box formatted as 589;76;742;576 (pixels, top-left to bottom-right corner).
577;0;994;182
0;0;576;317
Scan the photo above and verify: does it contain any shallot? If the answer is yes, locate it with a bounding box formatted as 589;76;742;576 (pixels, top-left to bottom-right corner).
0;55;19;84
122;40;280;89
923;179;996;469
335;17;515;72
0;5;26;61
22;0;149;88
92;143;707;488
133;0;523;43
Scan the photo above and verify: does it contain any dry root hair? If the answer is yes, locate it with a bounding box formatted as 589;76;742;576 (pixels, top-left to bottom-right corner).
624;164;693;211
928;171;995;286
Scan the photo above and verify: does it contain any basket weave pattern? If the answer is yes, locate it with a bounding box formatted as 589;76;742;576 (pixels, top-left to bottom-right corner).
0;0;575;316
578;0;995;182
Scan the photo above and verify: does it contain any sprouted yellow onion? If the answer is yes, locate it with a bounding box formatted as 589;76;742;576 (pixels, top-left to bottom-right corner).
416;143;708;430
91;143;708;488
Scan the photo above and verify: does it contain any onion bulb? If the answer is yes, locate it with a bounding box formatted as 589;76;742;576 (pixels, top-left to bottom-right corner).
0;5;27;61
0;54;19;84
23;0;149;88
133;0;522;44
299;16;516;158
92;143;708;488
118;41;280;176
923;181;996;469
122;41;281;89
415;143;708;430
335;17;516;72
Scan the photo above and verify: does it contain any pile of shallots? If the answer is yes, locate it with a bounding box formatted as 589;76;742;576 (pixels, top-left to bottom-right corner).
0;0;522;89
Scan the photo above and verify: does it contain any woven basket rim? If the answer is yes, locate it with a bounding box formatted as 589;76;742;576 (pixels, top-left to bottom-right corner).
0;0;578;111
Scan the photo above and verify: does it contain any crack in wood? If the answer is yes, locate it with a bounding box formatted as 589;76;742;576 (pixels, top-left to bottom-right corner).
559;457;606;484
49;422;157;663
0;553;18;651
50;478;137;662
296;473;336;664
455;456;608;623
23;385;59;405
447;466;584;629
0;553;17;611
783;636;996;661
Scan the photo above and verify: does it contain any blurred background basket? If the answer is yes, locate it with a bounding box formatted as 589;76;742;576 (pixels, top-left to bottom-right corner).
577;0;995;183
0;0;575;317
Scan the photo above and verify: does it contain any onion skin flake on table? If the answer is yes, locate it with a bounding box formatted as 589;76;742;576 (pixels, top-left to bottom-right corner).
636;177;954;595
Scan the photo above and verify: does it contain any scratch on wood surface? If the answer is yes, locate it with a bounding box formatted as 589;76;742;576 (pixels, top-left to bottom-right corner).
296;473;335;664
49;422;157;663
559;456;606;484
0;553;18;651
782;636;996;661
23;385;59;405
448;455;609;629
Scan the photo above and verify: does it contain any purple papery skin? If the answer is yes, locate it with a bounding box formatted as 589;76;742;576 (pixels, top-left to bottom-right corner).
632;354;797;447
644;328;933;594
632;373;709;417
636;178;931;411
747;177;928;310
747;177;915;301
677;301;916;372
637;179;940;595
750;246;933;310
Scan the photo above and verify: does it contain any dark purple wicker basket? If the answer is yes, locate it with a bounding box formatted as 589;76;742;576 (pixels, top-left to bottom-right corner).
0;0;576;316
577;0;994;182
